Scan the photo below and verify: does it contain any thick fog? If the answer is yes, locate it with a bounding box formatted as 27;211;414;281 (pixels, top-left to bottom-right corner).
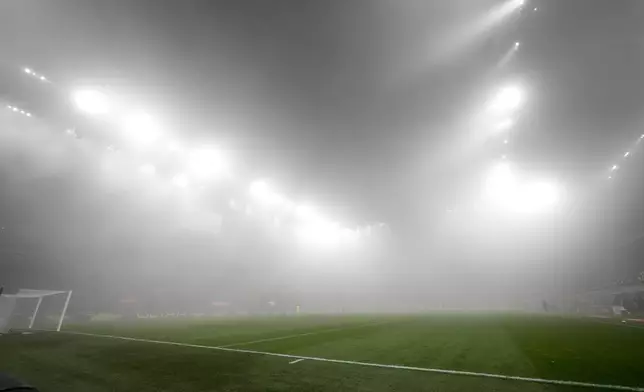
2;0;644;317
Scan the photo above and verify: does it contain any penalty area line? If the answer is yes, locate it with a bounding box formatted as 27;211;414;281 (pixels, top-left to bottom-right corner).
59;330;644;392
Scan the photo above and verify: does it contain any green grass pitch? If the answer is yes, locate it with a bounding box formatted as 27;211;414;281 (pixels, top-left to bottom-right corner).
1;314;643;391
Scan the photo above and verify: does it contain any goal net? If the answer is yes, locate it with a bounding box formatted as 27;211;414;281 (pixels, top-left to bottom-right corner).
0;289;72;333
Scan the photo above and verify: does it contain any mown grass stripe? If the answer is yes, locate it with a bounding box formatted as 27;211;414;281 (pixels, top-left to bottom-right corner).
57;330;644;392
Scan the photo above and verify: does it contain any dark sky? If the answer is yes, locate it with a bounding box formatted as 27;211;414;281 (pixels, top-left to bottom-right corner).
2;0;644;308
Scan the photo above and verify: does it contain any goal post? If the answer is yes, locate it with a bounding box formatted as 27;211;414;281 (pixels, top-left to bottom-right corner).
0;289;73;333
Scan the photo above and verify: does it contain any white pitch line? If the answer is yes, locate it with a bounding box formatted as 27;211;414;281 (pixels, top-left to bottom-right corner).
289;358;306;364
57;330;644;391
590;318;644;331
218;320;391;348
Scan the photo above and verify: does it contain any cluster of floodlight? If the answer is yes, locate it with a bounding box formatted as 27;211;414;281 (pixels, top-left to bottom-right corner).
70;88;233;184
471;1;567;216
248;180;362;248
5;105;32;117
607;133;644;180
483;83;525;149
487;84;524;115
72;89;111;116
484;162;561;213
23;67;48;82
15;69;379;247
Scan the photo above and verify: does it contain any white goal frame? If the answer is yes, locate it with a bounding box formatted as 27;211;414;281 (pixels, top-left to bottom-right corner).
0;289;73;332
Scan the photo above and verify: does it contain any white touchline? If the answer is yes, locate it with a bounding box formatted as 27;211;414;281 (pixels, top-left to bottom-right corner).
58;330;644;392
289;358;306;364
219;320;393;348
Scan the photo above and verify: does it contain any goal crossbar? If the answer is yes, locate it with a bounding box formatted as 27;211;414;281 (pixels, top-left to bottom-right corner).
1;289;73;332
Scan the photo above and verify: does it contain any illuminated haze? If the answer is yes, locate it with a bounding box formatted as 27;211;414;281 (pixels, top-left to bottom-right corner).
2;0;644;315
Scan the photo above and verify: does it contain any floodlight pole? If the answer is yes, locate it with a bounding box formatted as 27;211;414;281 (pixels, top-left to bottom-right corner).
56;290;73;332
28;296;43;329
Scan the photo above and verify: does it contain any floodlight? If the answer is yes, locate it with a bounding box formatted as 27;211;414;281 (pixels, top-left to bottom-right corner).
496;118;514;131
516;181;560;212
187;146;230;180
514;42;520;48
123;112;161;144
172;174;189;188
611;164;619;171
24;68;32;74
249;180;288;208
624;152;630;158
39;76;46;81
488;85;524;113
72;89;111;115
139;164;156;175
484;162;517;204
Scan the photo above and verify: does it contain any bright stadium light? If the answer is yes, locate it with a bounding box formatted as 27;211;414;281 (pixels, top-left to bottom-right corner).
249;180;286;207
624;152;630;158
72;89;111;115
123;112;161;145
24;68;32;74
488;85;524;114
516;181;560;213
514;41;520;48
611;164;619;171
139;164;156;175
484;162;517;204
187;146;230;180
496;118;514;131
